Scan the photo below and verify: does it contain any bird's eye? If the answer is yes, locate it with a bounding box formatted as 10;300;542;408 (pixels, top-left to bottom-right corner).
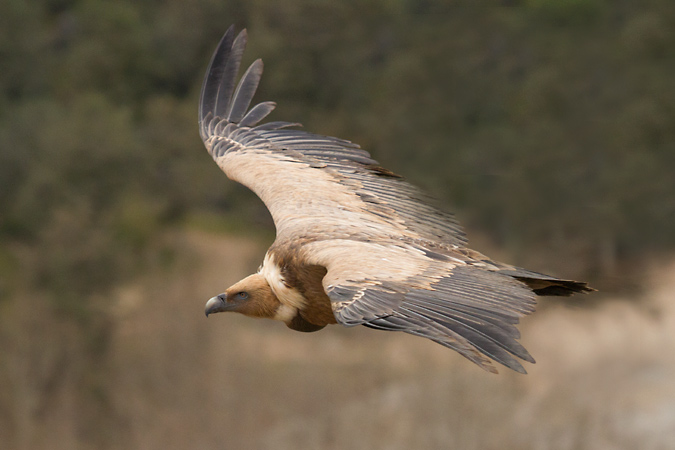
236;291;249;300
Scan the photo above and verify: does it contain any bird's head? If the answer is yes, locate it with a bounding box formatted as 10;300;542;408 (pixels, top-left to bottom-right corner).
205;273;280;319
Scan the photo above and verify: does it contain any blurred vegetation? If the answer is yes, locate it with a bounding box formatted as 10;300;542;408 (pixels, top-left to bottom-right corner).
2;0;675;308
2;1;675;448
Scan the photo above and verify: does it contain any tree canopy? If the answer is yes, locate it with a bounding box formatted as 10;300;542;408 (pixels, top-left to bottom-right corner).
2;0;674;307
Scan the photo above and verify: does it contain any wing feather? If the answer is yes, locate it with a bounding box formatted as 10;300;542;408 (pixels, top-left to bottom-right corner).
239;101;276;128
214;30;247;119
226;59;264;123
199;26;234;135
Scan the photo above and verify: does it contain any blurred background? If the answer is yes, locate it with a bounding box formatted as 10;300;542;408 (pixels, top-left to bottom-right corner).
1;1;674;449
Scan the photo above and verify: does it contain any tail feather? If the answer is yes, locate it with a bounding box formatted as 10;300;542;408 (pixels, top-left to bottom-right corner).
496;268;595;297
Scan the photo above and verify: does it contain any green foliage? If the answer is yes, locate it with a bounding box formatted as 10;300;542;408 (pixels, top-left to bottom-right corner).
1;1;675;317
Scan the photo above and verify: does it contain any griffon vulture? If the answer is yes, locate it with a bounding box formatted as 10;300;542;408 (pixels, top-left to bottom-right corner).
200;26;593;374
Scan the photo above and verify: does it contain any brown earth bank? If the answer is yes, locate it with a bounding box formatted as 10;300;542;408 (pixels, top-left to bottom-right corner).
1;231;674;450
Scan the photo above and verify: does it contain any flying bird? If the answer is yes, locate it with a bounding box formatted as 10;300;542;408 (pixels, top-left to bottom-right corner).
200;26;593;374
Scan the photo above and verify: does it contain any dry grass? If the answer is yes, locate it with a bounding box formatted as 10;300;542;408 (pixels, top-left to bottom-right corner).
2;231;675;449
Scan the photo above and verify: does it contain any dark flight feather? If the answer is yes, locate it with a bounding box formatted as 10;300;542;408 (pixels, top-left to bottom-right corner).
199;26;235;130
239;101;276;128
227;59;264;123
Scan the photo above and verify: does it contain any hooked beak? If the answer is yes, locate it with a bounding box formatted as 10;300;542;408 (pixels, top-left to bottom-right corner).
205;294;229;317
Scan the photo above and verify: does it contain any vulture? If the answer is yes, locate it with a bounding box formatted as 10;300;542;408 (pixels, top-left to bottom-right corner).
200;26;593;374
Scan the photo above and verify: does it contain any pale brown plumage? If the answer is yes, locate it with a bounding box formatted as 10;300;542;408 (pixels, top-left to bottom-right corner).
200;26;594;374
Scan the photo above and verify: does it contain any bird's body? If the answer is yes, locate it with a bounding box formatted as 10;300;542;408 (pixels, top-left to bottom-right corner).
200;26;593;374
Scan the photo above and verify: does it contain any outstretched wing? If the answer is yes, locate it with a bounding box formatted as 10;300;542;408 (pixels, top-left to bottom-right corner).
199;26;466;248
300;239;537;373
